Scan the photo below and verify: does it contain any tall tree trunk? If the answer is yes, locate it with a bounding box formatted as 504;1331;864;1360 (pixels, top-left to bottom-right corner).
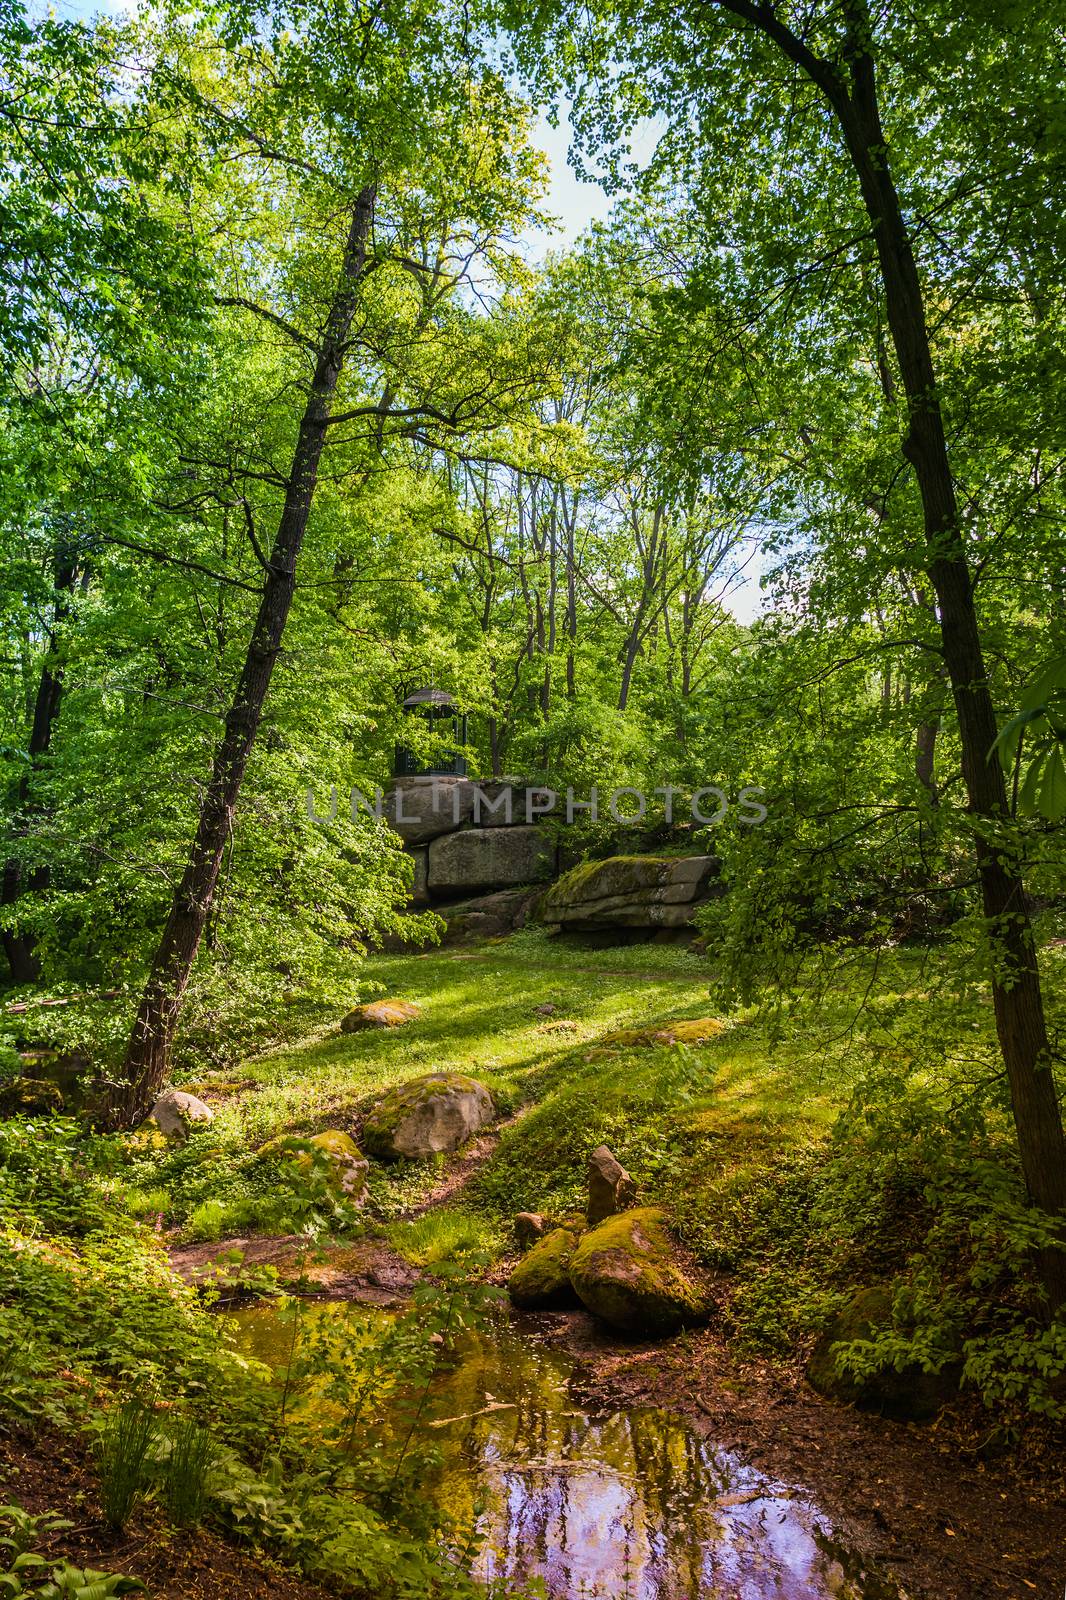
915;719;938;803
107;187;376;1127
716;0;1066;1301
2;536;79;983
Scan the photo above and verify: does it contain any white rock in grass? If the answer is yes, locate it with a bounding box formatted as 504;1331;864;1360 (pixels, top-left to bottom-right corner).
149;1088;213;1142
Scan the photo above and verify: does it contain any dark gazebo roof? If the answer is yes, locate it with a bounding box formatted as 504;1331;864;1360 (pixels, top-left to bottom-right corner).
402;688;456;709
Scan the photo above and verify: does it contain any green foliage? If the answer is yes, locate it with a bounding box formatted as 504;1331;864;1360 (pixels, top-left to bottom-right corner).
92;1399;158;1530
0;1506;145;1600
156;1418;219;1527
993;655;1066;822
32;1569;146;1599
386;1208;502;1267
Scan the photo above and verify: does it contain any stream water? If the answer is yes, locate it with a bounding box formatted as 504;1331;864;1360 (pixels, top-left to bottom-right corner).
231;1303;902;1600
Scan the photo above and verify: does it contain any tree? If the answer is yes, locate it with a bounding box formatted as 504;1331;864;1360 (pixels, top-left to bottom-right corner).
108;0;551;1122
506;0;1066;1298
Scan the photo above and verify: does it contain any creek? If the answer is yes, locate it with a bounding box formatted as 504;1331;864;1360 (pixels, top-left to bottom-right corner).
232;1302;903;1600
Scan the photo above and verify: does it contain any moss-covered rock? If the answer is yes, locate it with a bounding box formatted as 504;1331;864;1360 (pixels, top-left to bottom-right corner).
568;1207;710;1337
807;1286;960;1420
508;1227;581;1309
255;1129;369;1202
598;1018;726;1048
0;1077;64;1115
363;1072;494;1160
341;999;421;1032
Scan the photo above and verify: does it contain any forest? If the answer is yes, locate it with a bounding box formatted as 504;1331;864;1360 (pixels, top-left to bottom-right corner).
1;0;1064;1595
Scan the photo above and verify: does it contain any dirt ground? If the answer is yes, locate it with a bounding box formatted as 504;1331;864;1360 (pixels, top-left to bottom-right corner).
0;1430;332;1600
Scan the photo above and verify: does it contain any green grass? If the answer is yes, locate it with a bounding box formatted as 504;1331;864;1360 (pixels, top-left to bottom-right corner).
139;924;987;1247
385;1206;502;1266
113;921;1066;1416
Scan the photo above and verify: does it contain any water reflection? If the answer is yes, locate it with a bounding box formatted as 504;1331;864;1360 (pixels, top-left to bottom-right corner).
232;1306;897;1599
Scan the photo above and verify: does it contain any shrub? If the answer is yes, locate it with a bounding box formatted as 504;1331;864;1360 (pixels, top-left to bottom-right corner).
93;1398;159;1529
157;1418;219;1527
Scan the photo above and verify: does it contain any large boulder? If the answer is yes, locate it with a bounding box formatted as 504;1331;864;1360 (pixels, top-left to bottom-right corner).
508;1226;582;1310
255;1129;369;1203
363;1072;495;1160
807;1287;960;1421
341;999;421;1032
539;855;718;932
568;1207;710;1337
428;826;555;895
383;778;475;846
586;1145;637;1225
149;1089;214;1142
438;888;540;944
0;1077;65;1115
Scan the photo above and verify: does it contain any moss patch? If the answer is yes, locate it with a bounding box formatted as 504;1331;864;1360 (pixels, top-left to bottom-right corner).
508;1227;581;1309
568;1207;710;1337
598;1018;726;1048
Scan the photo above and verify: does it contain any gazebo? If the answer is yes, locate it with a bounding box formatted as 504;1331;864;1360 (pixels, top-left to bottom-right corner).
393;688;468;778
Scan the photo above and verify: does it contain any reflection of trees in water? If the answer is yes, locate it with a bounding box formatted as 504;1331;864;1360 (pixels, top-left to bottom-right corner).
456;1369;742;1597
239;1311;876;1600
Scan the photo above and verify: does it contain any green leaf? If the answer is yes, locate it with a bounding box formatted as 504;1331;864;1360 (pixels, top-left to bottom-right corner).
991;706;1048;763
1037;745;1066;822
1017;751;1048;815
1020;655;1066;713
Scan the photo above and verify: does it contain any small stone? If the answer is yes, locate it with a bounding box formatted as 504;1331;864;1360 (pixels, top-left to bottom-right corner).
514;1212;548;1249
148;1089;213;1142
341;999;421;1032
587;1144;637;1225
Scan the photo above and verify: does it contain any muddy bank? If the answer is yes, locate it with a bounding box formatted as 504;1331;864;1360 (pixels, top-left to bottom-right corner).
169;1232;420;1304
523;1306;1064;1600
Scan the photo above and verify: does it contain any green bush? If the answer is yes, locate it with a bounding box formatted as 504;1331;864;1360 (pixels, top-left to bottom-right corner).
93;1398;159;1530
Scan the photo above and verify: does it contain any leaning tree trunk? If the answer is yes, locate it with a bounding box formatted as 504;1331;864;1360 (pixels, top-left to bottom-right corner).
107;187;376;1128
714;0;1066;1304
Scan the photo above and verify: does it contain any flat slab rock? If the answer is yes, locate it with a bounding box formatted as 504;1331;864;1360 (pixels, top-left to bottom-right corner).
540;854;718;931
362;1071;495;1160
